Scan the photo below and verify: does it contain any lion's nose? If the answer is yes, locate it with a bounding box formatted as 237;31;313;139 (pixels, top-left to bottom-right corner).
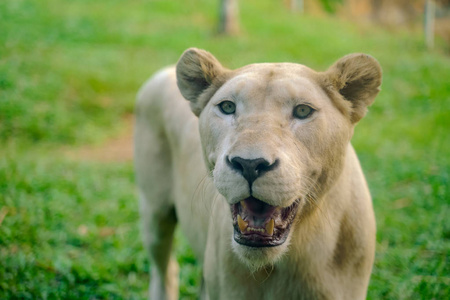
226;156;279;187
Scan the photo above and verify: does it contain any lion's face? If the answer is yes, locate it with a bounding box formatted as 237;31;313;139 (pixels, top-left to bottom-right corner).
176;49;381;269
198;65;352;267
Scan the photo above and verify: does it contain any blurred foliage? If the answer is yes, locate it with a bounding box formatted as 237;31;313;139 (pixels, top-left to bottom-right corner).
319;0;343;13
0;157;147;298
0;0;449;299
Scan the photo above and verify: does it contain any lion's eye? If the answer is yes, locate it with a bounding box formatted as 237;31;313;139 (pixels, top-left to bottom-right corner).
293;104;314;119
218;101;236;115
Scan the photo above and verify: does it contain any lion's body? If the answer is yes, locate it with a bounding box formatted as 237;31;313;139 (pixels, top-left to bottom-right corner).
135;50;381;300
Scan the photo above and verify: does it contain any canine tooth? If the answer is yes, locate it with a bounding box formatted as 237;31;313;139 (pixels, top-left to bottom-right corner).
265;219;274;236
237;215;248;233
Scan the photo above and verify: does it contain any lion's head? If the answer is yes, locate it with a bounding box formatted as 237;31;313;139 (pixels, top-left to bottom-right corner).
176;48;381;269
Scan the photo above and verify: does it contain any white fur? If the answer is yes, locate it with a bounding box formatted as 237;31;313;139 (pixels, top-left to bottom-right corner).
135;50;380;299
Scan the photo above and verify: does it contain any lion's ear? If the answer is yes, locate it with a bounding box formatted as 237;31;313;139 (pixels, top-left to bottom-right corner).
176;48;227;116
325;53;382;123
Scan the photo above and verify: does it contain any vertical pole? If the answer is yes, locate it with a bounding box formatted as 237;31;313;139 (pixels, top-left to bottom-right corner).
291;0;304;14
219;0;239;35
425;0;435;49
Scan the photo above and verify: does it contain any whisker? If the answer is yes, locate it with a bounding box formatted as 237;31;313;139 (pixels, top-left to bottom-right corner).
291;171;335;231
209;189;222;223
259;264;274;284
190;172;210;214
301;176;334;230
191;170;217;215
278;141;336;231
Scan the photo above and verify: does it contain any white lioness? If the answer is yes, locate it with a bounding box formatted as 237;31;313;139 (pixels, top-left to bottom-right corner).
135;48;381;300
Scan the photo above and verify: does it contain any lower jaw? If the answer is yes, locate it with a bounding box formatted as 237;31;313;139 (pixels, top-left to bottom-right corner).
233;226;292;248
232;238;290;271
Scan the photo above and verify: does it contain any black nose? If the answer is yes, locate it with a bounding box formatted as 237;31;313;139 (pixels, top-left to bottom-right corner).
226;156;279;186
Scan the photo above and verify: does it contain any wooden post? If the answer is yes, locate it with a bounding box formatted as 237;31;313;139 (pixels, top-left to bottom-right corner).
219;0;239;35
425;0;435;49
290;0;304;13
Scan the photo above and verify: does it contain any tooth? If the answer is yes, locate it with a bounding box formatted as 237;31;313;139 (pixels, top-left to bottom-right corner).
265;219;274;236
237;215;248;233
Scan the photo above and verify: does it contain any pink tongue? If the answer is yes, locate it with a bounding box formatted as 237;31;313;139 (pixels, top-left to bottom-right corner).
244;197;275;216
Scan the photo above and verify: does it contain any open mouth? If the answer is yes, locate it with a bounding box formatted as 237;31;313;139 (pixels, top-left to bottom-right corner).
230;197;300;248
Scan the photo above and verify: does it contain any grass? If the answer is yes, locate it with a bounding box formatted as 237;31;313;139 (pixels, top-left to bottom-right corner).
0;0;449;299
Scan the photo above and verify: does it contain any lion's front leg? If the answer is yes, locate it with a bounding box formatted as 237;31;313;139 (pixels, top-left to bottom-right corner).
135;102;179;300
140;194;179;300
149;255;179;300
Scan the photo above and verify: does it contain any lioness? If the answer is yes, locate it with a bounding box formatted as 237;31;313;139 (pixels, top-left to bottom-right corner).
135;48;381;300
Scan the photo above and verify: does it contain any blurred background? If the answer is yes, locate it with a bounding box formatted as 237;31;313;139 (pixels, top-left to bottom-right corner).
0;0;448;298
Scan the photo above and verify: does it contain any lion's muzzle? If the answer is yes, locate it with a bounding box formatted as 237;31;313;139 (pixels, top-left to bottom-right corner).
226;156;279;189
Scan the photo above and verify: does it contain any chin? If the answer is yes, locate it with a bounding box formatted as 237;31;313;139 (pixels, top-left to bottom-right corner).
231;234;292;273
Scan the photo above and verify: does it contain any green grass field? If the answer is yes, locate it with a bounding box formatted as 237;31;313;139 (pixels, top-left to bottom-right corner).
1;0;449;299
